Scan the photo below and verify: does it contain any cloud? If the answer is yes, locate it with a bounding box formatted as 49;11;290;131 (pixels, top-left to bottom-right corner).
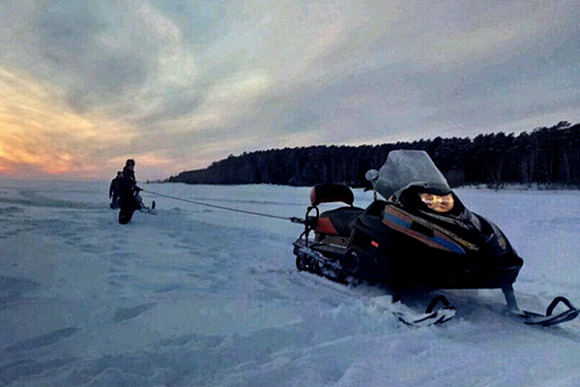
0;0;579;180
0;67;137;178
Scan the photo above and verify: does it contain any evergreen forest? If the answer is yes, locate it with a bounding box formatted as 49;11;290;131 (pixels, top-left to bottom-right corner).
166;121;580;188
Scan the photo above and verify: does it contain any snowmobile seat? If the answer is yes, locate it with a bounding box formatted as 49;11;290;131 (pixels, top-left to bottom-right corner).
310;184;355;206
305;184;363;237
317;206;364;237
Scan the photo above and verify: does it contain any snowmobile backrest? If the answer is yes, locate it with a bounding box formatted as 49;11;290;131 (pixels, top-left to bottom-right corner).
310;184;355;206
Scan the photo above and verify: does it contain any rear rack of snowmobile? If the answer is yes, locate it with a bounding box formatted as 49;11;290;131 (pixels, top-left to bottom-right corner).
291;205;320;248
292;184;356;247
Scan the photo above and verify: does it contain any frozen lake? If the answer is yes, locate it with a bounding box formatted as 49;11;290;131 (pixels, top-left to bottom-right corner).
1;179;579;386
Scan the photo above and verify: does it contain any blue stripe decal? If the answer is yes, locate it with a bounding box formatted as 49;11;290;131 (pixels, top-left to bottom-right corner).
383;212;412;228
431;235;465;254
383;212;465;255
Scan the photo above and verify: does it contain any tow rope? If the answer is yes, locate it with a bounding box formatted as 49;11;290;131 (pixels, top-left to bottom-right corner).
142;189;292;221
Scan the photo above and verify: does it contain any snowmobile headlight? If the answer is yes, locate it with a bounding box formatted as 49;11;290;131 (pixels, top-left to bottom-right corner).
420;193;454;213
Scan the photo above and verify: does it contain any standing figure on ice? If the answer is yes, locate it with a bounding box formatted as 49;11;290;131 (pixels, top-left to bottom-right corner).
118;159;141;224
109;171;123;209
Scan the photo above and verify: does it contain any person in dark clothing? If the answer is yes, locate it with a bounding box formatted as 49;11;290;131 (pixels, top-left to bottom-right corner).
109;171;123;209
118;159;141;224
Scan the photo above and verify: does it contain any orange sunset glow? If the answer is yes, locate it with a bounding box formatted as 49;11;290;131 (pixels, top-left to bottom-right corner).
0;67;139;179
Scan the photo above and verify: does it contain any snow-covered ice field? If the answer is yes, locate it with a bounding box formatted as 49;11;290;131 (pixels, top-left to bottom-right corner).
1;179;579;387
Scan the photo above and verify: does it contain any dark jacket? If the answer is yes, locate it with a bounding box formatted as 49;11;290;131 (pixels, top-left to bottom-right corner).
109;177;121;198
119;167;140;210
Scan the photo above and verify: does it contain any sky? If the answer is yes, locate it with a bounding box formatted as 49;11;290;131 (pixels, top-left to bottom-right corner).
1;0;579;181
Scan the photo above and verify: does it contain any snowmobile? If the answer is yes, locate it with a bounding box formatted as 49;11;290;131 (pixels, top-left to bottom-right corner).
136;193;156;212
113;193;155;211
292;150;579;326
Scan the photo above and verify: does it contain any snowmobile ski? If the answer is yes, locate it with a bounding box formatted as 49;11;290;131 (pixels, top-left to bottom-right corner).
396;295;456;327
372;295;456;327
502;284;579;327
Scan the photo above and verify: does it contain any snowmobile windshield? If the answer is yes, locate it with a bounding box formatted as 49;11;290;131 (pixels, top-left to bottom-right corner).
373;150;451;200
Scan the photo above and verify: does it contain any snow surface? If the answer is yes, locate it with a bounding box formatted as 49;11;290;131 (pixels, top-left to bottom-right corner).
1;179;579;387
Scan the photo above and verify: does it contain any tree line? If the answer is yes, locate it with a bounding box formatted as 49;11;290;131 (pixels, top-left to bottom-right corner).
166;121;580;188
